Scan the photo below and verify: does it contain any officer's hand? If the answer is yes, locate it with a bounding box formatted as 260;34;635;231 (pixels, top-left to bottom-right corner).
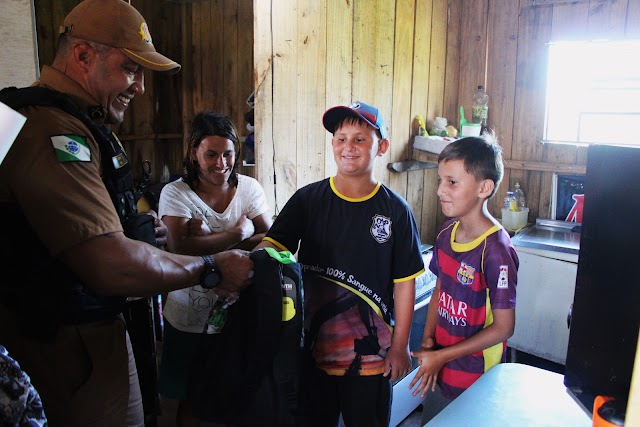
213;249;253;293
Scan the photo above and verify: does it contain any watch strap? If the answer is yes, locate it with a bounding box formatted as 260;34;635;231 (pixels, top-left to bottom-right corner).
202;254;216;269
200;255;221;289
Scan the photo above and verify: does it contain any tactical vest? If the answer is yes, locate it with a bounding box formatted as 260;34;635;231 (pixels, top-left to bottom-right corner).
0;86;154;339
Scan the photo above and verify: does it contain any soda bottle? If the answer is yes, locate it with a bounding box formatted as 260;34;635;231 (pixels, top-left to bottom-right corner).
472;85;489;130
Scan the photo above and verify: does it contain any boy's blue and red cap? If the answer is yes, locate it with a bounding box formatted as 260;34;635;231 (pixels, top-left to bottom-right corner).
322;101;387;139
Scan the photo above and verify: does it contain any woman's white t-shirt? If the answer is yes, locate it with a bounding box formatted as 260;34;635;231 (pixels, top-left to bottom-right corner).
158;175;269;333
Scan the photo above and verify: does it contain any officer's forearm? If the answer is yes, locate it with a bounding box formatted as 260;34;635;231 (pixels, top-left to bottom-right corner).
60;231;202;297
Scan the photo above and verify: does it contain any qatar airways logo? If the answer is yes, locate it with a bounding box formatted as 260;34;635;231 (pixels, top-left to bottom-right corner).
438;290;468;326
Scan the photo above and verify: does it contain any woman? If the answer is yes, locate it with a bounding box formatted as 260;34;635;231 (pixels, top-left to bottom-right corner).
157;111;272;426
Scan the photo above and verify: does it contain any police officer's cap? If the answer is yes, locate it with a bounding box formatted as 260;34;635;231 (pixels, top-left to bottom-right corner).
60;0;181;74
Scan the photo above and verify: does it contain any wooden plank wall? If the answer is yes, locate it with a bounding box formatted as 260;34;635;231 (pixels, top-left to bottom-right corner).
31;0;638;244
255;0;640;245
1;0;39;88
33;0;254;185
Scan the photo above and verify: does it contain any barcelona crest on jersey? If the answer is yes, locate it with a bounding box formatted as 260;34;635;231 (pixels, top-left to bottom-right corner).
456;261;475;286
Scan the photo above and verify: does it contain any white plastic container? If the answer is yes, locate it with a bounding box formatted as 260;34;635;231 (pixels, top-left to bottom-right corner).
460;123;481;137
413;135;453;154
502;207;529;231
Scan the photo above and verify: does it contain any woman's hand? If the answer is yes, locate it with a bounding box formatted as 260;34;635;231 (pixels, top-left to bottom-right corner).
187;218;211;236
234;214;255;241
146;210;167;249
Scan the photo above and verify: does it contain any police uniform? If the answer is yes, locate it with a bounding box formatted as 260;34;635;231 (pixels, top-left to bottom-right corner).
0;65;138;426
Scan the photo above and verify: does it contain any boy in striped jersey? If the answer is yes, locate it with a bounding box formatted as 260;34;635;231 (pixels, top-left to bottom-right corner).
409;133;518;420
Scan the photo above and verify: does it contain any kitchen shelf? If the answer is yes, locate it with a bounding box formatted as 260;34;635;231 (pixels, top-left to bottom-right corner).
414;151;586;174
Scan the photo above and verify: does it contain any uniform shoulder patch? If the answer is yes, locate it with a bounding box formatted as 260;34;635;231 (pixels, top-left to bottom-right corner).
50;134;91;162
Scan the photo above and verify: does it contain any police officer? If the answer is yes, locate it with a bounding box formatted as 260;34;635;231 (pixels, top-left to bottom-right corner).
0;0;252;426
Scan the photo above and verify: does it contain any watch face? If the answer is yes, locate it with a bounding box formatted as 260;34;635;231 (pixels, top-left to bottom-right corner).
203;270;221;288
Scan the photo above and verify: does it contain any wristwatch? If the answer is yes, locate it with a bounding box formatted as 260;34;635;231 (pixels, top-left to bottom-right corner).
200;255;222;289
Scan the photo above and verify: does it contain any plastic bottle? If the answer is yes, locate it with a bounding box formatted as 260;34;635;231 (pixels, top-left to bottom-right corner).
504;191;517;211
206;293;239;334
503;192;511;209
513;182;526;210
472;85;489;129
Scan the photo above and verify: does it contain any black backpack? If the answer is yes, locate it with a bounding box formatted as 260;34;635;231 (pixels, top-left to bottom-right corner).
187;248;305;426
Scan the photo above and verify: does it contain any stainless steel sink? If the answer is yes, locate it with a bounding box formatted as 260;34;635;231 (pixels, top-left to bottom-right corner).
510;219;581;256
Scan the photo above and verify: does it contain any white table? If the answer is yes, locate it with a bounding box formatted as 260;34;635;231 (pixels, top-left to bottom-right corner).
426;363;591;426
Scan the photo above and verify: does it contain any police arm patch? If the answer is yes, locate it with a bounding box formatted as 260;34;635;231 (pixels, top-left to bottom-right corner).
50;134;91;162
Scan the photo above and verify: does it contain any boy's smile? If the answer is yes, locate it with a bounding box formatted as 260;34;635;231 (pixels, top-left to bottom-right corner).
331;122;381;176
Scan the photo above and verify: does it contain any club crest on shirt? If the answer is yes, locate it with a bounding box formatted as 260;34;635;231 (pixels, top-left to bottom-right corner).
370;214;391;243
456;261;475;286
497;265;509;289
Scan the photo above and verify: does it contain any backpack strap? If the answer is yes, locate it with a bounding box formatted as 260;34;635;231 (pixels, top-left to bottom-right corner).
264;247;297;264
0;86;104;131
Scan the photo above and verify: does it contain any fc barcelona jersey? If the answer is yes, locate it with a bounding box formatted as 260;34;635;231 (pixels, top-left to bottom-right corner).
429;219;518;398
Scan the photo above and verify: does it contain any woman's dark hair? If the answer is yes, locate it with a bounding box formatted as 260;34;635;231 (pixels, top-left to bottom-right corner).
438;130;504;199
182;111;241;189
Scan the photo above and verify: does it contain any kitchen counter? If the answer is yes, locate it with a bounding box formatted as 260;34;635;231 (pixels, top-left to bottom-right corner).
508;218;582;364
510;219;581;263
425;363;591;426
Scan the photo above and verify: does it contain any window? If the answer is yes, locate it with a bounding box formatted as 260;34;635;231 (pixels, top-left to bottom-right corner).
544;40;640;146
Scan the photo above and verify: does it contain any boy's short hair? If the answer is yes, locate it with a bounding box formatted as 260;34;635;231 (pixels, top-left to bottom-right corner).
438;131;504;199
322;101;387;139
